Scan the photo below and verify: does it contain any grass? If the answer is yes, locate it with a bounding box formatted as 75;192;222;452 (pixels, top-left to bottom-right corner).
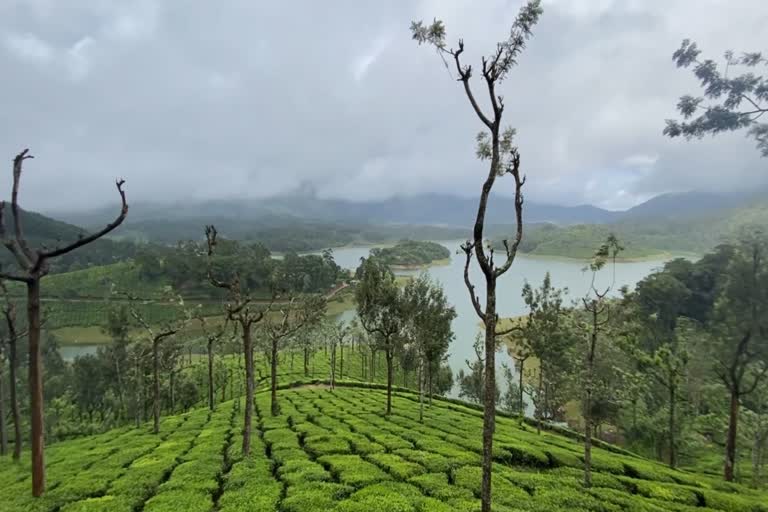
2;384;766;512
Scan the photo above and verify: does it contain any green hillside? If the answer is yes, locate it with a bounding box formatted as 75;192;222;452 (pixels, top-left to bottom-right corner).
494;198;768;260
0;207;140;273
2;383;766;512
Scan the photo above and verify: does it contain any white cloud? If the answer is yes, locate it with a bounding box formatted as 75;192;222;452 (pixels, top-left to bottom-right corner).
66;36;95;81
0;0;766;211
3;32;52;63
352;34;392;82
621;154;658;168
103;1;160;43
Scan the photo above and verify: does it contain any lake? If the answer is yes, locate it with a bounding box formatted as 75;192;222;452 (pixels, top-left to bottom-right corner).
329;241;670;403
60;240;671;401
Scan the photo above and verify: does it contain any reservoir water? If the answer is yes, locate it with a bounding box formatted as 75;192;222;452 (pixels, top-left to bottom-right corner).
329;241;670;401
60;240;671;402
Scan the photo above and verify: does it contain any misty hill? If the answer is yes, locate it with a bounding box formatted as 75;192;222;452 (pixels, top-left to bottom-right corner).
617;188;766;222
43;188;768;256
0;206;140;273
50;193;617;231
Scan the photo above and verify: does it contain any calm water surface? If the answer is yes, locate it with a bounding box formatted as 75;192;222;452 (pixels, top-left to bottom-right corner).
61;242;670;402
330;241;669;402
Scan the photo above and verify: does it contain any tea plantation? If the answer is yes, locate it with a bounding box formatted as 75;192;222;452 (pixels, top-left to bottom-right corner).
1;385;766;512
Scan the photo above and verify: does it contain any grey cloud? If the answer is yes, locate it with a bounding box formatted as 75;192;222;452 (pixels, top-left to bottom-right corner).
0;0;766;212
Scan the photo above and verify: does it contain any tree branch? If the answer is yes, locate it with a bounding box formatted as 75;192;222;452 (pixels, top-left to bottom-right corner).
0;270;30;283
452;42;493;129
11;149;35;264
36;179;128;266
0;203;31;271
461;241;486;321
495;324;523;337
495;149;524;277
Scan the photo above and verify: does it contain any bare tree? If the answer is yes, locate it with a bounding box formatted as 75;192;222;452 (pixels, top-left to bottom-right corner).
0;328;6;456
1;284;26;462
329;321;351;389
0;149;127;496
264;295;325;415
197;311;229;411
125;291;189;434
205;225;271;456
411;3;542;510
581;235;623;487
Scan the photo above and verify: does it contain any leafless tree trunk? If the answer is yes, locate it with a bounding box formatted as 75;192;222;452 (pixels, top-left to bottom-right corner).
669;380;677;469
127;301;181;435
330;341;336;390
536;369;543;435
0;149;128;495
385;345;394;415
518;358;525;417
725;390;740;481
412;5;543;509
580;287;612;487
208;339;215;409
135;355;142;428
0;353;7;456
243;325;255;453
9;324;21;462
419;360;425;422
266;297;325;416
153;339;160;432
205;225;269;456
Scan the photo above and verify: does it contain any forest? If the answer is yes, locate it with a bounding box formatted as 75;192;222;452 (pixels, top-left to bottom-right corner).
2;1;768;511
368;240;451;267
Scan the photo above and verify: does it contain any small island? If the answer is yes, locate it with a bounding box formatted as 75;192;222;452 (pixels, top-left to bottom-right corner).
371;240;450;268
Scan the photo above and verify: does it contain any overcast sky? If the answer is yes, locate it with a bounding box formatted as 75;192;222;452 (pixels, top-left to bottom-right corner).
1;0;766;212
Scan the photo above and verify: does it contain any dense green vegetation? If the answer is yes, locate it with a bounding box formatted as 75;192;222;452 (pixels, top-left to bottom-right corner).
496;199;768;260
2;385;766;512
101;214;470;253
496;234;768;489
369;240;451;267
0;208;141;274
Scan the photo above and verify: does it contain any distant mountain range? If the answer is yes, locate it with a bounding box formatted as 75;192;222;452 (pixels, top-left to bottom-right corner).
5;186;764;271
48;187;766;234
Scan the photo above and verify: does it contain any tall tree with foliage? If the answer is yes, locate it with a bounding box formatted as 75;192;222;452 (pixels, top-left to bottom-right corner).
581;235;623;487
355;256;406;415
711;233;768;481
664;41;768;156
205;225;271;456
519;273;569;432
402;272;456;419
0;149;128;496
411;3;543;508
100;305;132;421
631;271;694;468
458;334;500;406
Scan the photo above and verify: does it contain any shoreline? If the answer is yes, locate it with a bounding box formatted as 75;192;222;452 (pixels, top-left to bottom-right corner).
389;257;451;271
516;250;699;263
299;239;698;264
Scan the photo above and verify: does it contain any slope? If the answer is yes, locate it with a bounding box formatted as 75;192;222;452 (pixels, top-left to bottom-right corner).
1;385;765;512
0;206;139;273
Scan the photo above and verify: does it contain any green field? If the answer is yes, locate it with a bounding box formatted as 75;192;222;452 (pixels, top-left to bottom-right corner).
2;382;766;512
